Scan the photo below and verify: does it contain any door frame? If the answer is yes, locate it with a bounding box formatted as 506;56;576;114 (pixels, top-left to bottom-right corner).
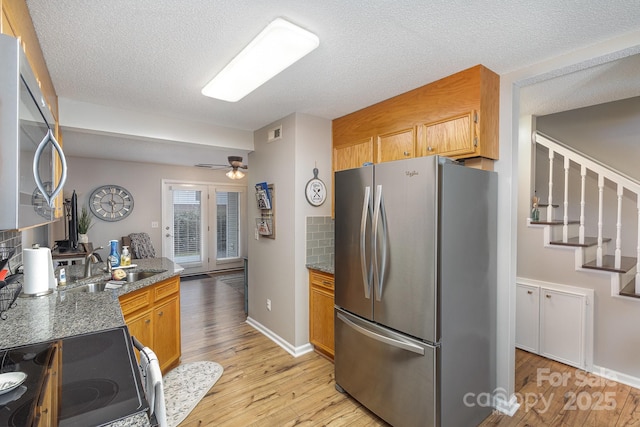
161;179;247;273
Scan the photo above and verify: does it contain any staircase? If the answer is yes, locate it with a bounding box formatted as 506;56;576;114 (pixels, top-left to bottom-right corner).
531;132;640;300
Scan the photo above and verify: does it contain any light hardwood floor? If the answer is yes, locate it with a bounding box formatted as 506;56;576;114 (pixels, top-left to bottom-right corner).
178;274;388;426
179;275;640;426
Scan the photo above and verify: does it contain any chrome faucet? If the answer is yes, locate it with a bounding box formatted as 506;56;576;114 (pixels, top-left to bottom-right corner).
84;246;104;278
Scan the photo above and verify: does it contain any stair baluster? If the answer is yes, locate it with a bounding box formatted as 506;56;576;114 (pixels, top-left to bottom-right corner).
563;157;570;242
548;149;554;222
636;199;640;294
579;165;586;244
597;175;604;267
615;184;623;270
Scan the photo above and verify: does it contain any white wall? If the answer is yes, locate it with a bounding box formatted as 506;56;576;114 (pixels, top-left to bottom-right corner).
247;113;331;350
51;155;245;260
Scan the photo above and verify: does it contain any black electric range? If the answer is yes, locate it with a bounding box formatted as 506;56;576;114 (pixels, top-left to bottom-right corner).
0;326;148;426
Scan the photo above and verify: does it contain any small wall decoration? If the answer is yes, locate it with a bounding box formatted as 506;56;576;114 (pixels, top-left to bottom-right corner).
255;183;275;239
305;167;326;206
90;185;134;221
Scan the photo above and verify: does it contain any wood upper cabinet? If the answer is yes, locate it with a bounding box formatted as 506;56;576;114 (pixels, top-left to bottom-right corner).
332;65;499;166
309;269;335;360
377;127;415;162
120;276;181;374
333;137;373;172
418;111;479;158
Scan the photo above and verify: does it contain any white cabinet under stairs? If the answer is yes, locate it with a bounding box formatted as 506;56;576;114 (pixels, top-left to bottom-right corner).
516;280;593;370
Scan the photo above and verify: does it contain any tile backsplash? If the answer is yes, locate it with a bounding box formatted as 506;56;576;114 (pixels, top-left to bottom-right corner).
0;230;22;274
306;216;334;266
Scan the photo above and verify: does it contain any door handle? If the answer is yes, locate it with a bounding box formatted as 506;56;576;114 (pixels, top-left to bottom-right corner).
33;128;67;207
338;312;425;355
360;186;371;299
372;185;387;301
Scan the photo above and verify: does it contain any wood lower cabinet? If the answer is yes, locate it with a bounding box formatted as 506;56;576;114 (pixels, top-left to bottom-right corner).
309;269;335;360
120;276;181;374
34;342;61;427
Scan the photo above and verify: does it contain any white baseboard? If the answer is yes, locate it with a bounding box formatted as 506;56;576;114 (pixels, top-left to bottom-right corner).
493;392;520;416
592;364;640;390
246;316;314;358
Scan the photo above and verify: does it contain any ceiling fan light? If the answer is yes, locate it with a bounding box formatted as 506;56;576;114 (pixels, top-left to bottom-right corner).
201;18;319;102
226;169;245;180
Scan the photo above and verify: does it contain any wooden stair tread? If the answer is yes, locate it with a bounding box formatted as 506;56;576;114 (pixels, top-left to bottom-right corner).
582;255;637;274
549;236;611;247
620;279;640;299
531;220;580;225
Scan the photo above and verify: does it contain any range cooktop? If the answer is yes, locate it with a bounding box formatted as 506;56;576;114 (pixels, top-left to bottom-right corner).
0;326;148;426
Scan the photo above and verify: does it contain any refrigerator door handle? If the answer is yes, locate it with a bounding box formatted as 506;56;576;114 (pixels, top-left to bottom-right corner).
360;186;372;299
337;312;425;355
372;185;387;301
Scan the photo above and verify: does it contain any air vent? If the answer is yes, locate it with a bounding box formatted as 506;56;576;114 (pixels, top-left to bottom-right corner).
267;125;282;142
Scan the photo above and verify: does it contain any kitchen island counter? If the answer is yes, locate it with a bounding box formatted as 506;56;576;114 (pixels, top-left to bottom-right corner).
0;257;183;349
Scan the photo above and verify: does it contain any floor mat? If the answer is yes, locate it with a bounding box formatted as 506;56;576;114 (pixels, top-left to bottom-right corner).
163;361;224;427
218;273;245;295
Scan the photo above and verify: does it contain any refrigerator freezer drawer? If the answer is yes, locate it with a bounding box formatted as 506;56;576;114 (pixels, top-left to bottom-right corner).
335;308;437;427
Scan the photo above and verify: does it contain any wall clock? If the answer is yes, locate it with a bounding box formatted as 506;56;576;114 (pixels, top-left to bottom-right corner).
90;185;134;221
305;167;327;206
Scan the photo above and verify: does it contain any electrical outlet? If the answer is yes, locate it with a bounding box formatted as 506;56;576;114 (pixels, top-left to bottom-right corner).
255;228;259;240
151;221;159;228
266;299;271;311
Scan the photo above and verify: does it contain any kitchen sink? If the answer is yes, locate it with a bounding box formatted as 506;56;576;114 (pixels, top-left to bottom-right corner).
125;271;159;282
65;270;164;293
67;282;108;293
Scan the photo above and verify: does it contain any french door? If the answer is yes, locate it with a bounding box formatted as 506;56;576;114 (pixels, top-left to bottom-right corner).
162;181;245;275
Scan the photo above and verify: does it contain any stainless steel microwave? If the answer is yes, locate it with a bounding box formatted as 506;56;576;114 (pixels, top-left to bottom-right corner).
0;34;67;231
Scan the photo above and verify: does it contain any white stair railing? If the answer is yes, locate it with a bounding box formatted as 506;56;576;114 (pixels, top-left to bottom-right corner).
534;133;640;286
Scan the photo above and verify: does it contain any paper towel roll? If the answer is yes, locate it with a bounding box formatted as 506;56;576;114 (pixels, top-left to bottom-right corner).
23;247;55;296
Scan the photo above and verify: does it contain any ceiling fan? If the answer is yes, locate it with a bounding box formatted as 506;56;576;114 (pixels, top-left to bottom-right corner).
196;156;248;179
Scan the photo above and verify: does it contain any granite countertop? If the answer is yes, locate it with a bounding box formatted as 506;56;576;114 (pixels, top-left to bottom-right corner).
306;262;334;275
0;257;183;349
0;257;183;427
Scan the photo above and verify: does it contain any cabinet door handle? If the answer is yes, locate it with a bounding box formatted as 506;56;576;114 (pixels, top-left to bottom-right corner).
158;311;164;316
322;281;332;286
403;151;410;156
427;146;433;152
546;294;551;298
527;290;533;295
145;319;151;324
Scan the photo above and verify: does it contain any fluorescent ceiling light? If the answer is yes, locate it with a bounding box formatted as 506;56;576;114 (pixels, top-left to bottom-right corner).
202;18;319;102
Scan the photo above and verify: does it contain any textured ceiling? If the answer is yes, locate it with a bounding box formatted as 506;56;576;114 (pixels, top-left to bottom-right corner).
24;0;640;166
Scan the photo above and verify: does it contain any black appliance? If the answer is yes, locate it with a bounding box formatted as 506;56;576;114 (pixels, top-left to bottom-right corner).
0;326;148;426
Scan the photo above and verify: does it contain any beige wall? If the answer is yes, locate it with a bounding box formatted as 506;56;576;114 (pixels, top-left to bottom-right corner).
50;155;244;260
247;113;331;350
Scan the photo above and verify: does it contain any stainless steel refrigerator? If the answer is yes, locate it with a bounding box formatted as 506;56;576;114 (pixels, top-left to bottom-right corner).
334;155;497;427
